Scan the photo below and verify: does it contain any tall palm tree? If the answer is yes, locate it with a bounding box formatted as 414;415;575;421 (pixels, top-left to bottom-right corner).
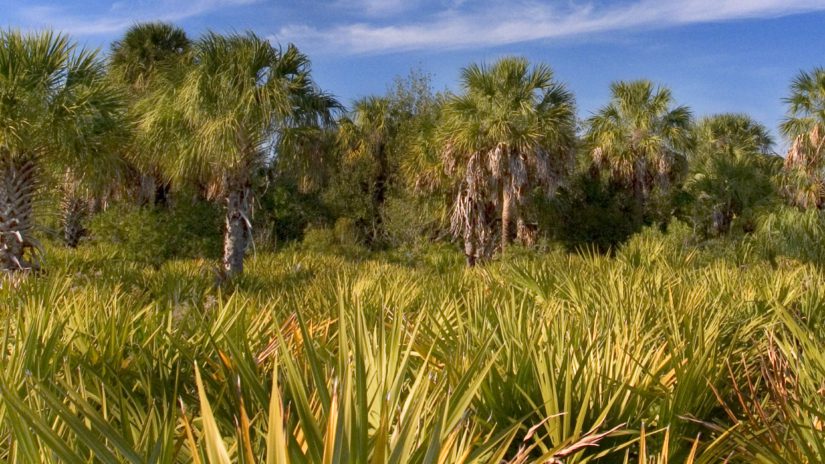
0;30;122;271
781;68;825;209
441;57;576;265
586;80;693;212
687;114;778;236
140;32;336;278
110;22;191;207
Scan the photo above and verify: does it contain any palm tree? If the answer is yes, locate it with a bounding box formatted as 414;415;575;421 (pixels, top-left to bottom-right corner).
585;80;693;214
110;22;191;207
0;30;122;271
140;32;336;278
441;57;576;265
687;114;778;236
781;68;825;209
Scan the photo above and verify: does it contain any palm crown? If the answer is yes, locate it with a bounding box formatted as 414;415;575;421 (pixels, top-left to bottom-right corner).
586;80;693;195
441;57;576;263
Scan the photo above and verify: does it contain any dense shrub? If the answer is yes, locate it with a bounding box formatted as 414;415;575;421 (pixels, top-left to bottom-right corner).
255;182;333;246
88;200;222;266
540;173;644;253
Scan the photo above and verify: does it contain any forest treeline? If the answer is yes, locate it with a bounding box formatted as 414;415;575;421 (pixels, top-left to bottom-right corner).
2;23;825;278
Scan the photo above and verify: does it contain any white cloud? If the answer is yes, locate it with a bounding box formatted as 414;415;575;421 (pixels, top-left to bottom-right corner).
277;0;825;55
15;0;259;36
342;0;415;17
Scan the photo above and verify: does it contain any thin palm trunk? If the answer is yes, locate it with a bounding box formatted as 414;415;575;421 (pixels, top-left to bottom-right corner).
222;179;251;278
61;169;87;248
0;156;38;272
501;180;513;251
62;197;87;248
139;174;156;207
464;226;477;267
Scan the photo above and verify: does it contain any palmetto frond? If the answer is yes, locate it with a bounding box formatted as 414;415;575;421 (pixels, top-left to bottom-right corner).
687;115;779;236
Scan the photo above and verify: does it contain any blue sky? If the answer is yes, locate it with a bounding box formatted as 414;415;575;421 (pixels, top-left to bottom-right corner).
4;0;825;147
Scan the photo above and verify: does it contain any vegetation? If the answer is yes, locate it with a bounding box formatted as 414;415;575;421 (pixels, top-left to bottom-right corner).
1;22;825;463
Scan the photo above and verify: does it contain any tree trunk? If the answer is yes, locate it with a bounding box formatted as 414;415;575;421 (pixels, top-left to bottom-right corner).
155;181;171;207
0;156;38;272
139;174;156;207
62;197;87;248
222;180;251;279
501;180;513;252
516;214;527;244
464;225;477;267
61;169;87;248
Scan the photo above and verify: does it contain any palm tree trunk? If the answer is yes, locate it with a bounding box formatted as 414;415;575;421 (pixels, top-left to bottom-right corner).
464;226;477;267
0;156;37;272
516;214;528;245
61;169;87;248
139;174;156;207
222;179;251;278
501;181;513;251
62;197;87;248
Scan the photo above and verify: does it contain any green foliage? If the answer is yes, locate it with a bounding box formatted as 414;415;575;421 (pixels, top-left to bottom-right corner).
256;181;332;245
540;171;643;253
749;207;825;268
87;200;222;266
382;194;446;248
684;114;781;238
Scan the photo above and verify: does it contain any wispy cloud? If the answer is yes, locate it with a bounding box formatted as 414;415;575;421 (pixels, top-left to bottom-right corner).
14;0;259;36
277;0;825;55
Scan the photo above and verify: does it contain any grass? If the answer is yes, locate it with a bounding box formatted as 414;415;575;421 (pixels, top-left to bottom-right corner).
1;224;824;462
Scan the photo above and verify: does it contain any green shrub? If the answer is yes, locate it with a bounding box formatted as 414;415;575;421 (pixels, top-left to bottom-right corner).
256;182;332;246
540;173;644;253
88;200;222;267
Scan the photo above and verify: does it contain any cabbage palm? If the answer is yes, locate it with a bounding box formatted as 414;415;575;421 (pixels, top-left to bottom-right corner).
780;68;825;209
687;114;778;236
141;32;335;278
441;57;576;265
109;22;190;92
0;30;122;272
586;81;693;210
110;22;191;207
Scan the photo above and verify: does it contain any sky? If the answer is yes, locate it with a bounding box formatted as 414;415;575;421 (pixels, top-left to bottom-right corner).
3;0;825;147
